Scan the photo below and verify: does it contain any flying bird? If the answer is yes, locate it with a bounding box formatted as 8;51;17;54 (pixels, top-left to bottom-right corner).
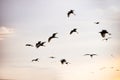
48;33;58;42
32;58;39;62
84;54;97;58
67;10;75;17
60;59;70;64
49;56;56;59
25;44;33;47
36;41;46;48
99;30;111;38
60;59;67;64
95;22;99;24
70;28;78;35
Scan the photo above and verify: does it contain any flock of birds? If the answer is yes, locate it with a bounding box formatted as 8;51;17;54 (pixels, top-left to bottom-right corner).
25;10;113;66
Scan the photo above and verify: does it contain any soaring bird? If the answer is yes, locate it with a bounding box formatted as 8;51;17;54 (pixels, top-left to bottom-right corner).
32;58;39;62
99;30;111;38
49;56;56;59
60;59;67;64
95;22;99;24
25;44;33;47
67;10;75;17
36;41;46;48
48;33;58;42
70;28;78;35
60;59;70;64
84;54;97;58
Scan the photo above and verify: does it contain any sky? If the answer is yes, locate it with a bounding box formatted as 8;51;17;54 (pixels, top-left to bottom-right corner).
0;0;120;80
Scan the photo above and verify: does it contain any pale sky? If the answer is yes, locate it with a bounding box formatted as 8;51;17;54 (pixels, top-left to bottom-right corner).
0;0;120;80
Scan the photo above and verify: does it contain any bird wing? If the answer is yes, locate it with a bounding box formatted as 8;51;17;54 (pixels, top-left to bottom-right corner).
48;37;52;42
101;33;105;38
42;41;46;44
36;42;41;48
32;59;35;62
26;44;30;46
67;12;71;17
49;56;55;58
70;30;74;34
103;30;108;33
52;33;57;37
26;44;33;47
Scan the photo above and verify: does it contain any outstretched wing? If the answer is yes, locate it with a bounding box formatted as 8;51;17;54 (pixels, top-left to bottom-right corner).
42;41;46;44
67;12;71;17
49;56;55;59
52;33;57;37
36;41;41;48
26;44;33;47
95;22;99;24
100;32;105;38
70;30;74;34
48;37;52;42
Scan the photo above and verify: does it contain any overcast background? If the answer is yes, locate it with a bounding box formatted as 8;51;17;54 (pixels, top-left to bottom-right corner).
0;0;120;80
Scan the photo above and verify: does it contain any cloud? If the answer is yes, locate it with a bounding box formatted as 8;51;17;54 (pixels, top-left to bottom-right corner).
0;26;15;40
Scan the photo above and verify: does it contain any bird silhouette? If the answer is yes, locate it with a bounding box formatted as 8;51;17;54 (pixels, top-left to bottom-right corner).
49;56;55;59
36;41;46;48
60;59;70;64
84;54;97;58
60;59;67;64
32;58;39;62
70;28;78;35
95;22;99;24
25;44;33;47
99;30;111;38
67;10;75;17
48;33;58;42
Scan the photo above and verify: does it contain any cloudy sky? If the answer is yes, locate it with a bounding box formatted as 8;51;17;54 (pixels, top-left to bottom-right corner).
0;0;120;80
